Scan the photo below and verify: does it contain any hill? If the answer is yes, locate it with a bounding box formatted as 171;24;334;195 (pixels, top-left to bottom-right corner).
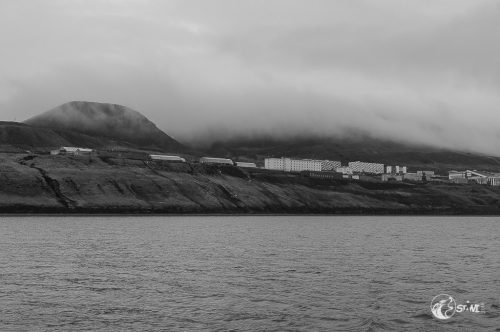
24;101;184;152
2;153;500;214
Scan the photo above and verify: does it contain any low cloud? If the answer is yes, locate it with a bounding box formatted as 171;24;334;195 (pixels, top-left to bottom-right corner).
1;0;499;154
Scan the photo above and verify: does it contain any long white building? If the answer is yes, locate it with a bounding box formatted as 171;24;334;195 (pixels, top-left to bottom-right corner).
264;157;340;172
200;157;234;165
235;162;257;168
348;161;385;174
150;154;186;162
321;160;342;171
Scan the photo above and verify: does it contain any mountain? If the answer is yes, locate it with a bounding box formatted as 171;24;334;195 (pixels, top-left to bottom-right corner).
205;135;500;172
24;101;184;151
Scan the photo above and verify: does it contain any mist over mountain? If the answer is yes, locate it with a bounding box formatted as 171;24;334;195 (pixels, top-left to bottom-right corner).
24;101;184;152
204;134;500;172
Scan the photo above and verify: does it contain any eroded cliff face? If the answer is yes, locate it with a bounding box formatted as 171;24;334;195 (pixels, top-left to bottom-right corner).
1;154;500;214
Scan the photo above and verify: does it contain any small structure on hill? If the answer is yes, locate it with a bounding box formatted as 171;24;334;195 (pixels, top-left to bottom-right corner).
150;154;186;162
200;157;234;165
235;162;257;168
51;147;93;156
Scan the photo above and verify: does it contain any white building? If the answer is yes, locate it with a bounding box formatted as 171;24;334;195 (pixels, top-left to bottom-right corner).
150;155;186;162
51;147;93;156
490;176;500;186
336;166;353;175
386;165;407;174
348;161;384;174
200;157;234;165
236;162;257;168
448;170;500;186
320;160;342;171
264;157;321;172
448;170;466;180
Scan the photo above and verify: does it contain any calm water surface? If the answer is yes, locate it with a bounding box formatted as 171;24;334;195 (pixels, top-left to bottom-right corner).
0;216;498;331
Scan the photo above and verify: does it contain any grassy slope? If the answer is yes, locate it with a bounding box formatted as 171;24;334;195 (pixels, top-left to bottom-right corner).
1;153;500;214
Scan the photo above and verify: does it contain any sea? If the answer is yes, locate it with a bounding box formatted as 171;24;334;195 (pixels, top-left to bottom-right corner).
0;216;498;331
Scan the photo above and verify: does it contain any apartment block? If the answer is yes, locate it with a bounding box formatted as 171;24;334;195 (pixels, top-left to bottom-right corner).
348;161;385;174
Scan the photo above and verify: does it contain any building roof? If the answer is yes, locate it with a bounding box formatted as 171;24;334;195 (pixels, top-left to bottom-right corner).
61;147;93;152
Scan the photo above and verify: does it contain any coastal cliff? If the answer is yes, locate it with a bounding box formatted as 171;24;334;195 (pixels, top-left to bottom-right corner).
1;154;500;214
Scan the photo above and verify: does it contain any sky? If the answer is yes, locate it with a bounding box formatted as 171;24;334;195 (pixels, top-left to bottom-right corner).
0;0;499;153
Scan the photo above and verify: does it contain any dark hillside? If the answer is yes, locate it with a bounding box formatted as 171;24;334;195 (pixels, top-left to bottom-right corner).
25;101;185;152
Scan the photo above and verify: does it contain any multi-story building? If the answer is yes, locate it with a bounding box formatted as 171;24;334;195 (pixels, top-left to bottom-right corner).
264;158;340;172
321;160;342;171
348;161;384;174
386;165;407;174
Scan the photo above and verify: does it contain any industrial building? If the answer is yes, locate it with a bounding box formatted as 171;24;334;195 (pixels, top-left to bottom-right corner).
348;161;385;174
235;162;257;168
448;170;500;186
200;157;234;165
51;147;93;156
150;155;186;162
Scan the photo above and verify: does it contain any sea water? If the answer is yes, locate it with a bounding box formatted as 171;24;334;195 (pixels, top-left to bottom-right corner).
0;216;498;331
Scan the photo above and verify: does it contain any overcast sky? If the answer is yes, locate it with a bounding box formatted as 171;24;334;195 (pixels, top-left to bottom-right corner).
1;0;499;153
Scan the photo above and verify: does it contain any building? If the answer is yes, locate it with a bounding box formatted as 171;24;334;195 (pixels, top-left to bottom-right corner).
449;170;466;181
448;170;500;186
417;170;435;176
320;160;342;171
200;157;234;165
382;174;403;182
235;162;257;168
489;176;500;186
348;161;384;174
466;170;495;185
403;173;423;182
336;167;353;175
51;147;93;156
301;171;343;180
264;157;322;172
386;165;407;174
150;155;186;162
